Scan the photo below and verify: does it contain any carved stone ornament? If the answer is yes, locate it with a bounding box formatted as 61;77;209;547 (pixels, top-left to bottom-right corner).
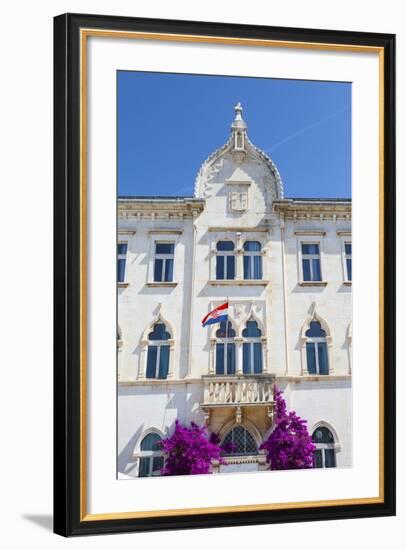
229;190;248;212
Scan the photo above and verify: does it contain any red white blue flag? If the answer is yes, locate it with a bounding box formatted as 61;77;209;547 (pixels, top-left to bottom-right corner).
202;302;228;327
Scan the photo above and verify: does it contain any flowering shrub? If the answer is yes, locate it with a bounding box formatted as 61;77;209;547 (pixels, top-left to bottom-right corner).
160;421;226;475
260;387;316;470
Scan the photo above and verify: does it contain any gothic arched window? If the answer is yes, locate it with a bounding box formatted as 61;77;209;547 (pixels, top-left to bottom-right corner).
138;433;164;477
215;321;236;375
146;323;171;379
216;241;235;280
222;426;257;455
243;241;262;280
242;319;263;374
312;426;336;468
305;321;329;375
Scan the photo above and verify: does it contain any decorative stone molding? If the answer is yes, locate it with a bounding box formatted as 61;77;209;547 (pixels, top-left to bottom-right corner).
201;376;275;407
146;282;178;288
148;229;183;235
118;198;205;220
273;199;351;221
208;279;270;286
298;281;327;287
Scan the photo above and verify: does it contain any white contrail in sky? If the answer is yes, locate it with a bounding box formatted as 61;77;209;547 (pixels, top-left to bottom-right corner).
264;105;349;153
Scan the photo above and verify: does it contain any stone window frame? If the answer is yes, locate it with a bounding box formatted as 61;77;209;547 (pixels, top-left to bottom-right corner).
295;232;327;286
338;232;352;285
300;311;334;376
146;231;182;287
117;230;135;288
311;422;341;468
208;305;268;375
138;313;175;380
209;231;269;283
132;428;165;478
214;320;237;376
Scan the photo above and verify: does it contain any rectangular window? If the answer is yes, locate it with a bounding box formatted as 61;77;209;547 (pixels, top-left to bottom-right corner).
227;344;236;375
243;343;251;374
345;242;352;281
152;456;164;474
253;342;263;373
306;342;317;374
117;243;128;282
313;449;323;468
301;243;322;282
317;342;329;375
138;457;151;477
146;346;158;378
154;243;174;282
158;345;170;379
216;343;225;374
324;449;337;468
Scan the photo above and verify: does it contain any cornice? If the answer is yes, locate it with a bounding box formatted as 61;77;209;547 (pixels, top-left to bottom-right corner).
273;199;351;220
118;198;205;220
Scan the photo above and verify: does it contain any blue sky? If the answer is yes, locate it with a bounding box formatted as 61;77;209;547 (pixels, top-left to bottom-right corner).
118;71;351;198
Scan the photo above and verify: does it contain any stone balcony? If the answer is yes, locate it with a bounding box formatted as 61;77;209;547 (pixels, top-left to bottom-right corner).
201;375;275;425
202;375;275;406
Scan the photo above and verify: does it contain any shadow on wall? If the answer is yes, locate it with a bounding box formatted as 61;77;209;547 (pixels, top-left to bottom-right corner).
117;425;144;475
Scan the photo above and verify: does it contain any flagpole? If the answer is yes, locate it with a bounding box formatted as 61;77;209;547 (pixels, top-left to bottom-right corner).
226;295;229;339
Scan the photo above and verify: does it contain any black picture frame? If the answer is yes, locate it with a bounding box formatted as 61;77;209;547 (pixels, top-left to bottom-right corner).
54;12;396;537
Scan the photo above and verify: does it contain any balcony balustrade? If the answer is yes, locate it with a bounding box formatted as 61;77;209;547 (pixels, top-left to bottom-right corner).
202;375;275;407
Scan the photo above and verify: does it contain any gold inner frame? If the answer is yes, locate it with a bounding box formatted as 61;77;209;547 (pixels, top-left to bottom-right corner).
79;28;385;522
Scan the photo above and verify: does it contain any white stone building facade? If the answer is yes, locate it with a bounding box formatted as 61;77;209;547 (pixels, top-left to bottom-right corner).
117;104;352;477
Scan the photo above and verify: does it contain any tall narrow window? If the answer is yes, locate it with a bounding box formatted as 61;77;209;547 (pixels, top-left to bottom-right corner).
235;131;244;150
305;321;329;375
117;243;128;282
312;427;336;468
216;241;235;280
146;323;171;379
301;243;322;282
242;319;263;374
215;321;236;375
243;241;262;279
138;433;164;477
154;243;174;282
222;426;257;455
344;242;352;281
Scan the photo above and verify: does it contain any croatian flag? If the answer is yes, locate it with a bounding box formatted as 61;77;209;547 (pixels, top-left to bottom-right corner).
202;302;228;327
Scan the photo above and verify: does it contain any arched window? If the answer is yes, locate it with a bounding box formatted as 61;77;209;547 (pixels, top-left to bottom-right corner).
215;321;236;375
146;323;171;379
216;241;235;280
312;426;336;468
138;433;164;477
242;319;263;374
222;426;257;455
243;241;262;280
305;321;329;375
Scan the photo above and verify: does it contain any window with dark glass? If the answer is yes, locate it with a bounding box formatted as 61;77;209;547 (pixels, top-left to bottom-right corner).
117;243;128;282
305;321;329;375
154;243;174;282
215;321;236;375
312;427;336;468
216;241;235;280
146;323;171;379
345;242;352;281
301;243;322;282
222;426;257;455
138;433;164;477
242;319;263;374
243;241;262;280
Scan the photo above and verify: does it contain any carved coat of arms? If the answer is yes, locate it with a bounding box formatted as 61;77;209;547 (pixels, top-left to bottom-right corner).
229;191;248;212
